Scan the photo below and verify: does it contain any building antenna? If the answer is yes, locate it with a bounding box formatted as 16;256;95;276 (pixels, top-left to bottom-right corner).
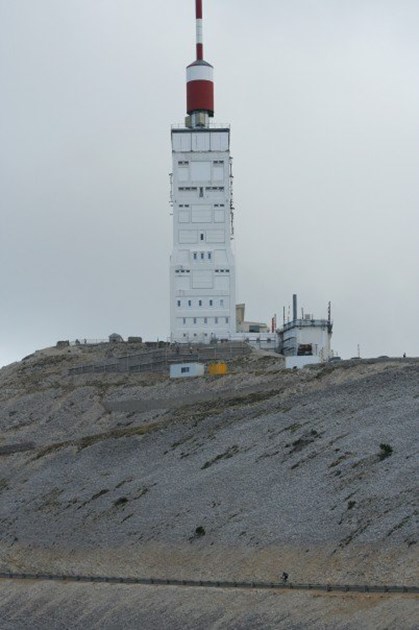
327;301;333;334
186;0;214;124
196;0;204;60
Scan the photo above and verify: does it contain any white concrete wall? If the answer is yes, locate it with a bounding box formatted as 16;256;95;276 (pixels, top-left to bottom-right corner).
282;321;332;360
170;128;236;343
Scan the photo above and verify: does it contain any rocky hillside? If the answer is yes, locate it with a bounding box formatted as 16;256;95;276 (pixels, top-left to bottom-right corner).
0;345;417;628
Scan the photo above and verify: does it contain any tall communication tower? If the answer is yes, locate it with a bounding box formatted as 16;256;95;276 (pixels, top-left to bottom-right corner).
170;0;236;343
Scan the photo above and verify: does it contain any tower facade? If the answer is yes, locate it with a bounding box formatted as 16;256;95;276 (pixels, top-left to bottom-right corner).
170;1;236;343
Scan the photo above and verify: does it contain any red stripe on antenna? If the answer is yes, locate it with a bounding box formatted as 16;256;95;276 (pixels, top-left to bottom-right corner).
196;0;203;20
187;80;214;115
196;43;203;60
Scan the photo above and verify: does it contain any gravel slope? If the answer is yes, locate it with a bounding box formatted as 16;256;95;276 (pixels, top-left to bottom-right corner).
0;581;418;630
0;346;417;627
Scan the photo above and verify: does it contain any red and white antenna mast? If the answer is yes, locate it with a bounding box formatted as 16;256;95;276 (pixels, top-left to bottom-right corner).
196;0;204;60
186;0;214;126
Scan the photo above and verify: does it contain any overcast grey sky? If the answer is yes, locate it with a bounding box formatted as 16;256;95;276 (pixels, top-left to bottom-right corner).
1;0;418;366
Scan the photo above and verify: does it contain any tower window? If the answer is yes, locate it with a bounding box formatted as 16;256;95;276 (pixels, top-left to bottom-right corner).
199;300;202;306
208;252;212;260
188;300;192;307
226;317;229;324
209;299;213;306
200;252;204;260
199;187;204;198
215;317;218;324
220;299;224;307
177;300;181;307
193;318;197;324
193;252;197;260
183;318;186;325
204;317;208;324
200;233;204;241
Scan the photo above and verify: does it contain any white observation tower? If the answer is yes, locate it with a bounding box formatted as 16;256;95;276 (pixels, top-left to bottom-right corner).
169;0;236;343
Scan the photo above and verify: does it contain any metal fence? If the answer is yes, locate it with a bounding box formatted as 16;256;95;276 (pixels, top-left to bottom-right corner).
69;342;252;376
0;572;416;594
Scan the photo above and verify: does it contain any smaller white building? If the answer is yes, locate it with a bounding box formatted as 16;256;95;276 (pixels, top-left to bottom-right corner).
170;363;205;379
278;294;333;367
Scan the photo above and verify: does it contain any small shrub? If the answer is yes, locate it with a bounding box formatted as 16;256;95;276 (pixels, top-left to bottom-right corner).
195;526;205;537
114;497;128;507
379;443;393;460
347;500;356;510
201;445;239;470
91;489;109;501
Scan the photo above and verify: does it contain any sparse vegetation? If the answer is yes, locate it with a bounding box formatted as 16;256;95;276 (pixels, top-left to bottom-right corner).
201;445;239;469
195;526;205;537
91;489;109;501
286;422;301;433
135;487;149;499
387;515;411;537
379;443;393;460
329;455;346;468
287;435;317;454
114;497;128;507
115;478;132;489
34;420;168;460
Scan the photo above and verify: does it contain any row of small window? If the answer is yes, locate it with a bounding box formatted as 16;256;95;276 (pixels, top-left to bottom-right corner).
193;251;212;261
177;299;225;307
178;204;225;208
174;268;230;274
181;317;229;325
178;187;224;192
178;160;224;166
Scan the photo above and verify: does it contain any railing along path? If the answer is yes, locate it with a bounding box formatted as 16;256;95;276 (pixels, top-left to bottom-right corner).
0;572;417;595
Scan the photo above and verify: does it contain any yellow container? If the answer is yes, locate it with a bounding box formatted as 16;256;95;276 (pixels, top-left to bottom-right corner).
208;361;228;376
